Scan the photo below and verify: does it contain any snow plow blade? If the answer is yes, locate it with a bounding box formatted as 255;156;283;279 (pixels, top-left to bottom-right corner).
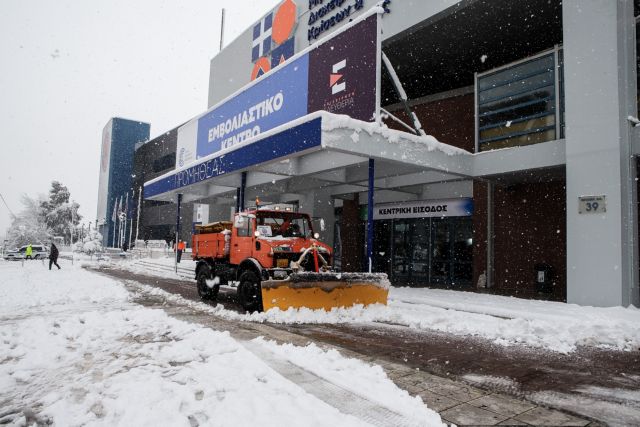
261;272;390;311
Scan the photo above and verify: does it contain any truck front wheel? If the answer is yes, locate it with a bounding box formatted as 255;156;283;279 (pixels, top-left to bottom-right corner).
238;271;263;313
197;264;219;301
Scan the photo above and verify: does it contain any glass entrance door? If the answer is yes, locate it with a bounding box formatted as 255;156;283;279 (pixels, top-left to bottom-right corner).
452;219;473;285
384;216;473;287
430;218;452;284
373;220;392;274
390;218;431;286
392;220;412;283
410;219;431;284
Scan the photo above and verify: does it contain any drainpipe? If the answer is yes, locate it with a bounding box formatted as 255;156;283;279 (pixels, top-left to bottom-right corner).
367;159;375;273
486;182;494;288
240;172;247;212
175;193;182;273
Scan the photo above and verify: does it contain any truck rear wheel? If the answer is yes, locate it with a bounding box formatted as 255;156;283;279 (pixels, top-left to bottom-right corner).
238;271;263;313
197;264;219;301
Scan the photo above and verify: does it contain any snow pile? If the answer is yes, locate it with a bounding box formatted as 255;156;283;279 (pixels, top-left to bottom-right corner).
390;288;640;353
129;271;639;354
118;256;195;279
118;258;640;353
0;262;129;315
0;262;442;426
253;288;639;353
253;338;443;427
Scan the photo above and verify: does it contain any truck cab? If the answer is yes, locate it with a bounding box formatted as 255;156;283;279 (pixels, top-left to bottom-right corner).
192;209;332;311
230;210;331;273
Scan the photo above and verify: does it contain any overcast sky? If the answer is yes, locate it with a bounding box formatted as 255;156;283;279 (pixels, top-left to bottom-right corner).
0;0;279;240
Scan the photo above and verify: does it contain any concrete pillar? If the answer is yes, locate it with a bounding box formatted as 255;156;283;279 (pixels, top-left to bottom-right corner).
563;0;639;306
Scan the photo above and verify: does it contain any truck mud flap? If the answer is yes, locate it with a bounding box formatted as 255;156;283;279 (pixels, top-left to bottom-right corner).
260;272;390;311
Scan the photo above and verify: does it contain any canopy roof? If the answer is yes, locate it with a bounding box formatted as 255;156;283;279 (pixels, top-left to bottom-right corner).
144;111;564;205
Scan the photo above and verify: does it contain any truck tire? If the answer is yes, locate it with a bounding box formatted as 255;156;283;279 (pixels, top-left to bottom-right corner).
238;271;263;312
197;264;219;301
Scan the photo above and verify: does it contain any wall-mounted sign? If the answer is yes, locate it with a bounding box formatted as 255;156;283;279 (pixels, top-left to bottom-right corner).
373;198;474;220
578;195;606;214
184;13;379;164
147;118;322;199
308;0;365;41
198;55;309;157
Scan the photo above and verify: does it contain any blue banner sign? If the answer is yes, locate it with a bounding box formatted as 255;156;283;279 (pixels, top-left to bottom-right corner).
373;199;474;220
194;14;377;160
145;118;322;199
197;55;310;158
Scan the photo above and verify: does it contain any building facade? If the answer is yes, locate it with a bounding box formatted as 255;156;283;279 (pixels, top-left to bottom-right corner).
143;0;640;307
97;118;150;248
132;127;195;245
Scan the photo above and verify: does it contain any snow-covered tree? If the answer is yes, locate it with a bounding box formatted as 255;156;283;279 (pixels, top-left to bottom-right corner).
72;229;103;255
40;181;81;239
6;195;51;248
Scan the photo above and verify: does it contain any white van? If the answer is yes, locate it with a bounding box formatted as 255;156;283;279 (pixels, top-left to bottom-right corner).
4;244;49;261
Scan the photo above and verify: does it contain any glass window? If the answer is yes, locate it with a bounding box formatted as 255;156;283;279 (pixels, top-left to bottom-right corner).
637;15;640;115
477;50;563;151
152;153;176;172
255;211;313;238
235;215;252;237
558;48;565;139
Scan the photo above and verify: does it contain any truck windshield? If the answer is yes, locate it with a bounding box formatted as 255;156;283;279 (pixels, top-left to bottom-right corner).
255;212;312;238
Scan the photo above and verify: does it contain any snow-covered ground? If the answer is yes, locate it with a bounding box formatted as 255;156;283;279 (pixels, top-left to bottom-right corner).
0;260;443;426
119;257;640;354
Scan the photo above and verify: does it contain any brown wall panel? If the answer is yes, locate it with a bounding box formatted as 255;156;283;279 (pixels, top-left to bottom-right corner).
472;180;488;289
384;93;475;152
492;181;566;301
341;197;364;272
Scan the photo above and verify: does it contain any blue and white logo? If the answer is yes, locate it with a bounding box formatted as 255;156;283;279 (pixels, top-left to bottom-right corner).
178;147;186;167
252;12;273;62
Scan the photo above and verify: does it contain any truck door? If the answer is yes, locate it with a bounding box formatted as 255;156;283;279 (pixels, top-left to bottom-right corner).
230;214;254;265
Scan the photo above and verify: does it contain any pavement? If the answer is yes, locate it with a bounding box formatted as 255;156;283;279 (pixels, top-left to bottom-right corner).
92;265;638;426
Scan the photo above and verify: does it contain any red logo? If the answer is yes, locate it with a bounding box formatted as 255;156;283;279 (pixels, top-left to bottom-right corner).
330;59;346;95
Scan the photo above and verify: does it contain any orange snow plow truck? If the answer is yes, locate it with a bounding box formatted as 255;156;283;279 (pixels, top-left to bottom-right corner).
192;209;389;312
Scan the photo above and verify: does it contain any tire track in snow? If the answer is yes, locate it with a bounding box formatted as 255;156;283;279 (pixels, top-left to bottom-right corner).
242;340;425;427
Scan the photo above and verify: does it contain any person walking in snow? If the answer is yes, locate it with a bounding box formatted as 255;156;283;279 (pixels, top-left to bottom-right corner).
25;244;33;260
174;240;185;263
49;243;61;270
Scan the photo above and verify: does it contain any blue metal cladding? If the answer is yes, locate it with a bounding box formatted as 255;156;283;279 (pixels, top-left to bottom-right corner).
104;118;150;246
145;117;322;198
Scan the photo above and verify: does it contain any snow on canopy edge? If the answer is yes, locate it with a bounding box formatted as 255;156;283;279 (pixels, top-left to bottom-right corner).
320;112;471;156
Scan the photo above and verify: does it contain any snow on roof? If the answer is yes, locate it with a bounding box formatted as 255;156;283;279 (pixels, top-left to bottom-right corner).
320;112;471;157
144;111;473;191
